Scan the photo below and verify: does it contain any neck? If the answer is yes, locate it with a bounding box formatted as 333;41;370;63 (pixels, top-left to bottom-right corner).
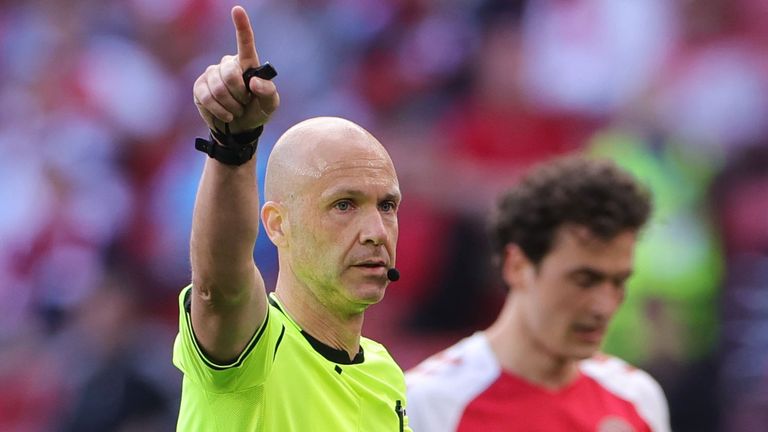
485;293;580;389
274;272;364;361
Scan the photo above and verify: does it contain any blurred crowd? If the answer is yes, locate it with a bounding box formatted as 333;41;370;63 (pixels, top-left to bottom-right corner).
0;0;766;431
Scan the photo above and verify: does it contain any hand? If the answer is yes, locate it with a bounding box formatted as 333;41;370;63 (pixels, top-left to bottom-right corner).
193;6;280;134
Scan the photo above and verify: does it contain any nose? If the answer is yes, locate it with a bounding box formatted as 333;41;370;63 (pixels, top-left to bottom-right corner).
359;208;388;246
589;282;624;321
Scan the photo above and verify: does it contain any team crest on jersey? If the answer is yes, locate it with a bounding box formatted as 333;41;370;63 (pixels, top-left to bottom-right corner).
597;416;636;432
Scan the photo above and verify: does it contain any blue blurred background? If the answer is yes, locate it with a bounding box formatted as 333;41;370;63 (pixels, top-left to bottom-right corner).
1;0;767;430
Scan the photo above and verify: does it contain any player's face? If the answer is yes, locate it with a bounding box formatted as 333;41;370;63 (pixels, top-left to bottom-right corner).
519;227;636;360
287;151;400;314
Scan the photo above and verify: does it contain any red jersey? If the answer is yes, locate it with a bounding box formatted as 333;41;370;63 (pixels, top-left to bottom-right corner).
406;333;669;432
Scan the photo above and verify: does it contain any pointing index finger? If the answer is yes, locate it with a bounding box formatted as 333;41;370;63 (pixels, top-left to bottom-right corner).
232;6;260;69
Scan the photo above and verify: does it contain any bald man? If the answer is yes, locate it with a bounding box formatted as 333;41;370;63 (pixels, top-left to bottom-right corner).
172;6;411;432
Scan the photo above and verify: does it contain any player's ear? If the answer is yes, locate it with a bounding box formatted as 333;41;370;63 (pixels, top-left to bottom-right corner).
261;201;289;247
501;244;533;292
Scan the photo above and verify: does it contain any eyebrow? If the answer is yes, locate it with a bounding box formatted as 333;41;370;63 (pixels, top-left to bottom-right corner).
322;188;401;203
567;267;633;281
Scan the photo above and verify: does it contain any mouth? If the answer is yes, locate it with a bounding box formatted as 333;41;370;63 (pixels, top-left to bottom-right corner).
351;260;389;275
572;325;605;343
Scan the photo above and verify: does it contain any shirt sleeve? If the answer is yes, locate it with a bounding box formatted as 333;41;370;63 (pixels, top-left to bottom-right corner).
172;285;285;393
640;372;671;432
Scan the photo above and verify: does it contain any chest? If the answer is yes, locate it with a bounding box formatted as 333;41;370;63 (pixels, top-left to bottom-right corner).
263;336;406;432
456;377;651;432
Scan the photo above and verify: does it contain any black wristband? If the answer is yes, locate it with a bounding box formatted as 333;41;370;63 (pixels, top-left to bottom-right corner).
194;62;276;166
194;124;263;166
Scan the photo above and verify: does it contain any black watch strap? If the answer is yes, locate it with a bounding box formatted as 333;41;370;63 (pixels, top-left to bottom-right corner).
194;62;276;166
195;124;264;166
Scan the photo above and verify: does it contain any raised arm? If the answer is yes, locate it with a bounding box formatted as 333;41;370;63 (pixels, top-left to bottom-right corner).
189;6;279;363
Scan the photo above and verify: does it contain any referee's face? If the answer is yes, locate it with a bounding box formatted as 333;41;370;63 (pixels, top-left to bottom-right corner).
284;137;401;314
516;226;636;361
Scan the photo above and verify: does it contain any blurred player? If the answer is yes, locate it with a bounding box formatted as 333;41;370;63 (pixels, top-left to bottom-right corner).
406;157;670;432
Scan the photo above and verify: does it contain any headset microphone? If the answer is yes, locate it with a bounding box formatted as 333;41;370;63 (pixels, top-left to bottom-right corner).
386;268;400;282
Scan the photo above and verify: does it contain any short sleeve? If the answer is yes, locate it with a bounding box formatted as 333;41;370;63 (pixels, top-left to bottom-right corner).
172;285;285;393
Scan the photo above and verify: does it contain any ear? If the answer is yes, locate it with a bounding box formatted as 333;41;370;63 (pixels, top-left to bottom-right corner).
261;201;288;248
501;244;534;292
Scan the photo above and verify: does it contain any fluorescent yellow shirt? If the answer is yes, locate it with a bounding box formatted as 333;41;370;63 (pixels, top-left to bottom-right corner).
173;286;412;431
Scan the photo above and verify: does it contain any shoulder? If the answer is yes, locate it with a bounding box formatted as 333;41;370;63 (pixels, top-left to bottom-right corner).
173;287;289;393
355;337;407;397
404;333;502;432
361;336;391;357
360;337;402;373
406;333;499;386
405;334;501;400
580;354;666;401
580;354;670;432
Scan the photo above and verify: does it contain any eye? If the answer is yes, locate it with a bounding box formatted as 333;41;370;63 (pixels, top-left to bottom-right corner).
379;200;397;212
573;273;601;289
613;276;629;292
334;200;353;211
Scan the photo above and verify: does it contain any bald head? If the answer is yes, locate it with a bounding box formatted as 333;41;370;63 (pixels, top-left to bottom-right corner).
264;117;396;202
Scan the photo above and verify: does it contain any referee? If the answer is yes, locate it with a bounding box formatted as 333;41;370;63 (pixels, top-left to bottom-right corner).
173;6;411;431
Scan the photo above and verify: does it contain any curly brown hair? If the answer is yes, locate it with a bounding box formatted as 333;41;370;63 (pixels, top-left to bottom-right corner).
490;156;652;266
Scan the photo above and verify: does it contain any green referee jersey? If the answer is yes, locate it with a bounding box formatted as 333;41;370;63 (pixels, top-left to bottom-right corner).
173;286;412;431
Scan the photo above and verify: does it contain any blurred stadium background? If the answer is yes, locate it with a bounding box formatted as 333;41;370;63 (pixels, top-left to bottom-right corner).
1;0;766;430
